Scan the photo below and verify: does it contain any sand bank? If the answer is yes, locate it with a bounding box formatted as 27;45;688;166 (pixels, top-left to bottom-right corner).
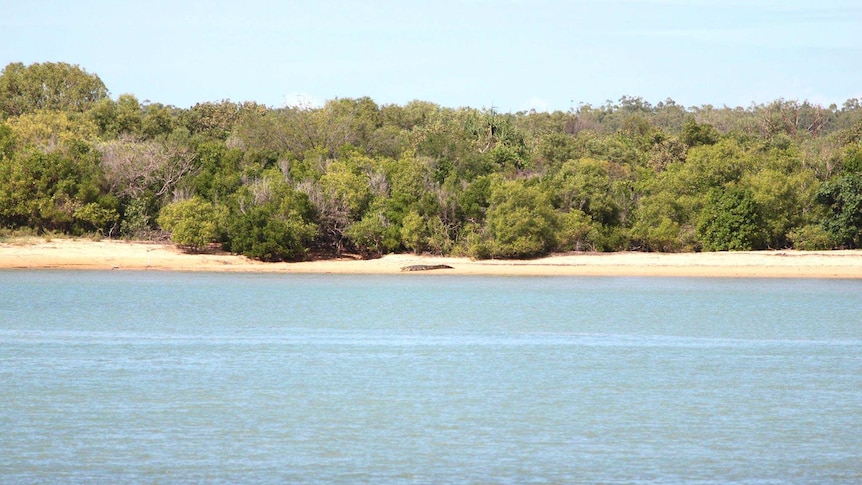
2;238;862;278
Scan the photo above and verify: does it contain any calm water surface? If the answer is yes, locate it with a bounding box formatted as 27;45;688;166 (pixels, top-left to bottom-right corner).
1;271;861;483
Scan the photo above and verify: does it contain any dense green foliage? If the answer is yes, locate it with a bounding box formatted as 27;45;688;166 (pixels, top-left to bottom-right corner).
3;62;862;259
157;197;226;250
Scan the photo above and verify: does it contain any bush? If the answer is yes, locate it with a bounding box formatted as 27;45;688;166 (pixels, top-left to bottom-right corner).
484;179;559;258
158;197;226;250
346;208;400;257
788;224;835;250
225;204;317;261
697;187;766;251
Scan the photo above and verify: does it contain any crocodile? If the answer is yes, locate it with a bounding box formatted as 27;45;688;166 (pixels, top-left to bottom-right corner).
400;264;453;272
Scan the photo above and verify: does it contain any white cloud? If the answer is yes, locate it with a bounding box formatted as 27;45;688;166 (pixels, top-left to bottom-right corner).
522;96;550;112
281;93;321;110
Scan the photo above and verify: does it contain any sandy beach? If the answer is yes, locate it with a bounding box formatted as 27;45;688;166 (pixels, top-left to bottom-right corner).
2;237;862;278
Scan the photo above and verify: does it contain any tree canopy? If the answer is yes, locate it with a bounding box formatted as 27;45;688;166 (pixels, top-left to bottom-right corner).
3;61;862;259
0;62;107;119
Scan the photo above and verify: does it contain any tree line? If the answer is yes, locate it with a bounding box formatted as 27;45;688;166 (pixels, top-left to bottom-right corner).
1;61;861;261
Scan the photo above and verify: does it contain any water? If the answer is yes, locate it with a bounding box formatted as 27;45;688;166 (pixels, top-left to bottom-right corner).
1;271;861;483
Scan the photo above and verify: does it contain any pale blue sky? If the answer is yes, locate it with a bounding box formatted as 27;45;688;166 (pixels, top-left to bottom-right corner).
1;0;860;111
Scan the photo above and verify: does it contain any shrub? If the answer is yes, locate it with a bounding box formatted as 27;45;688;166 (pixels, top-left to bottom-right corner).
158;197;226;251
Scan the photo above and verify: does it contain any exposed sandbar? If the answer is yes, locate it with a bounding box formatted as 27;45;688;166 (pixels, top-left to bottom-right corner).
2;238;862;278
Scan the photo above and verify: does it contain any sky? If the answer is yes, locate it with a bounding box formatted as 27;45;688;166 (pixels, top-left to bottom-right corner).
1;0;860;112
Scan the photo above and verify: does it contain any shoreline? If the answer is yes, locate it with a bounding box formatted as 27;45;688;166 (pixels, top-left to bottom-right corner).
2;238;862;278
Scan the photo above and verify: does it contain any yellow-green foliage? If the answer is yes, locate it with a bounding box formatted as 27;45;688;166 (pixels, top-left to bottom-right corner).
5;61;862;257
158;197;226;250
6;110;98;151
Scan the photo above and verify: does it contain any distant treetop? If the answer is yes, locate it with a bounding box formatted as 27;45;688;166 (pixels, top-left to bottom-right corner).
0;62;108;119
